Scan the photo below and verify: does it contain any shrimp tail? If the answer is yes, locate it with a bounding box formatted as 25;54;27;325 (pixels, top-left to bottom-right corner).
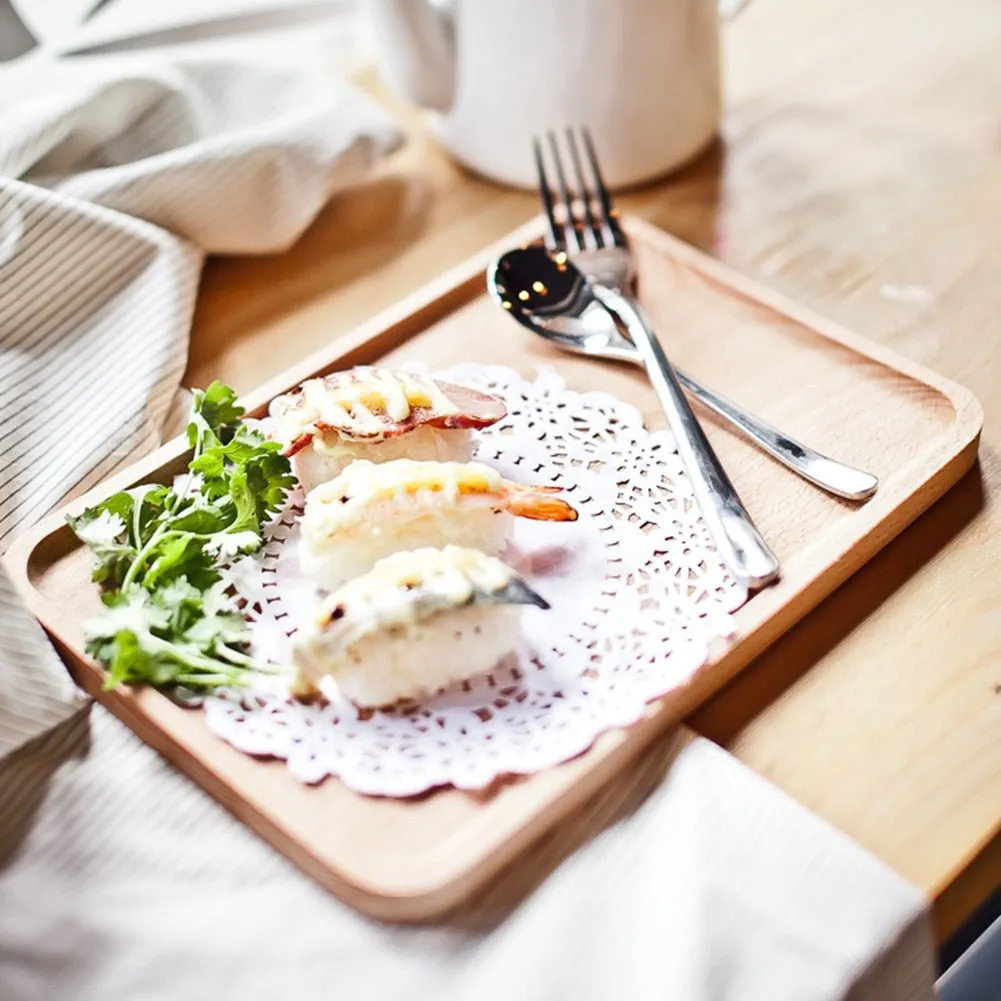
506;485;578;522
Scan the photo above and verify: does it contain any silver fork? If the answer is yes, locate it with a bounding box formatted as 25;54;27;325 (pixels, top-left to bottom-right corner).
535;128;780;589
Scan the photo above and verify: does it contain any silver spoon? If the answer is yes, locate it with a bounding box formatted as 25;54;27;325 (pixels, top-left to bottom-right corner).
490;246;780;589
488;246;878;503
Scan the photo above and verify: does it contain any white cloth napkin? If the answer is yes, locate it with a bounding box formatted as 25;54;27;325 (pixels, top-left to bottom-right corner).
0;716;937;1001
0;27;938;1001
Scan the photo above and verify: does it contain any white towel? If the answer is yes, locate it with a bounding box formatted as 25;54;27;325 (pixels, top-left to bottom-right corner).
0;47;400;753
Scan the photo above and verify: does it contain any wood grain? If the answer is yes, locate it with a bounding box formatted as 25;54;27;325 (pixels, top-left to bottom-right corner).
6;216;979;920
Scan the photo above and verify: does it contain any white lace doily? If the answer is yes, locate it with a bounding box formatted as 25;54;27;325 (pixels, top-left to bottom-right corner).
204;364;747;796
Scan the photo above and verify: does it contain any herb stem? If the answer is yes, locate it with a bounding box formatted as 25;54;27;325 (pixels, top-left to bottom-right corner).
142;634;228;673
127;616;272;680
214;646;259;669
131;489;145;550
169;470;196;513
174;672;243;687
122;520;171;589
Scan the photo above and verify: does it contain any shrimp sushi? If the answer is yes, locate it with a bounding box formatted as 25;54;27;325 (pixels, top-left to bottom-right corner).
268;366;507;491
299;458;577;591
290;546;549;705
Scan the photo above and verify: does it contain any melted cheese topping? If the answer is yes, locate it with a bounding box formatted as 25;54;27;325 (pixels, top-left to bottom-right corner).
314;546;513;640
304;459;506;536
270;367;461;445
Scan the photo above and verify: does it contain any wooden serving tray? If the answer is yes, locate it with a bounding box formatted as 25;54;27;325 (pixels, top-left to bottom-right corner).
6;216;982;921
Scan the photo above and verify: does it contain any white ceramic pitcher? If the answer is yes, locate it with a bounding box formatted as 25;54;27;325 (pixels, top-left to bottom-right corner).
368;0;754;189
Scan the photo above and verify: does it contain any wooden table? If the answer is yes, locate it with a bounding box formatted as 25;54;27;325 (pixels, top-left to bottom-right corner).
186;0;1001;945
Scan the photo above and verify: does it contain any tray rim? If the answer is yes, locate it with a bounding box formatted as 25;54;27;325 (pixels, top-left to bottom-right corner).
4;214;984;920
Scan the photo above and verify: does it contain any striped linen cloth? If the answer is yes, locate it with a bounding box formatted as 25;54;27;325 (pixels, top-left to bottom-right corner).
0;40;938;1001
0;50;400;754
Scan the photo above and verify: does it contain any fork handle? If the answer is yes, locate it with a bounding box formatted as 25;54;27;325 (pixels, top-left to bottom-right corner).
591;285;780;590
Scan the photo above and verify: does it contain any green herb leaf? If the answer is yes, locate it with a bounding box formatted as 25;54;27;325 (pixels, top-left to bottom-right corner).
69;380;292;695
68;498;136;587
244;447;297;523
143;530;220;592
84;583;265;692
187;380;244;451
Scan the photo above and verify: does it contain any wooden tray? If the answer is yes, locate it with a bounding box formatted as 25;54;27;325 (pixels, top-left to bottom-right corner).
6;216;982;921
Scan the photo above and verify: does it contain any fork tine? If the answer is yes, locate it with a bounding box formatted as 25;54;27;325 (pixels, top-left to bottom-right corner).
546;131;582;253
565;128;601;249
533;137;562;251
581;127;626;248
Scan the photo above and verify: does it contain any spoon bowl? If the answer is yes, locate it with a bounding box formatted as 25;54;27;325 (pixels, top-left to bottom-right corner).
489;245;639;364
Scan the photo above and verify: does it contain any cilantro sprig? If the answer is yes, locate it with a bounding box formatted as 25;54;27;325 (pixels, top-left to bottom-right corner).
68;381;295;694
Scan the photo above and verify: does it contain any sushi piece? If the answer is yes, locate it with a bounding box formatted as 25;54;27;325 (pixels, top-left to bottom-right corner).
299;458;578;591
290;546;549;705
268;366;507;491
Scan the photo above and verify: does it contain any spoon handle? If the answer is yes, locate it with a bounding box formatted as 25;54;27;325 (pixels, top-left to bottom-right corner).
591;285;780;590
599;346;877;500
673;370;879;501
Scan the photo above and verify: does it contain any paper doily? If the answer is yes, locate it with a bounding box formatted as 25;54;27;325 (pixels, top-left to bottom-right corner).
204;364;748;796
